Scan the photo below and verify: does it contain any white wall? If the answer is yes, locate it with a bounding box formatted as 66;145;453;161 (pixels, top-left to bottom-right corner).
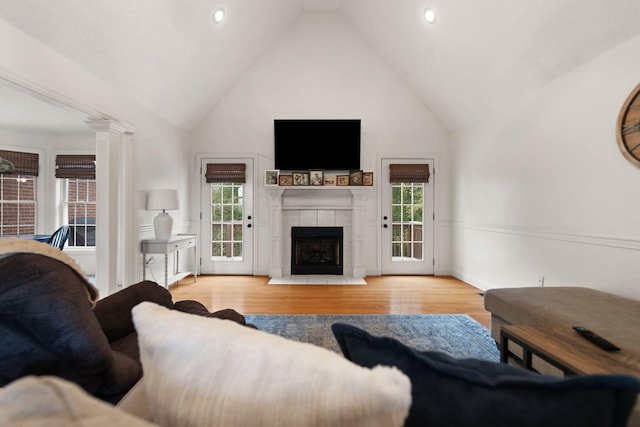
190;11;451;276
451;34;640;300
0;18;190;288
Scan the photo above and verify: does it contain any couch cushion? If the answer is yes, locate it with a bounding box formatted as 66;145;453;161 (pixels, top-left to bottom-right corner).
0;253;113;392
97;351;142;401
171;299;210;316
109;333;141;363
0;238;97;302
94;281;174;343
0;251;141;403
132;302;412;427
332;322;640;427
0;376;156;426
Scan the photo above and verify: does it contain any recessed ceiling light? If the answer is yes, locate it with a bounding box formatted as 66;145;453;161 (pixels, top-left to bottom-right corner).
212;7;225;24
424;8;436;24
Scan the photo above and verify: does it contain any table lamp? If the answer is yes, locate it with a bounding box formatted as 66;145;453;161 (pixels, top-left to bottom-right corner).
147;189;179;240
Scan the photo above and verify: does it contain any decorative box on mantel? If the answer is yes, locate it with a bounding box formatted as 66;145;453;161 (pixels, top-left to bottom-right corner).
266;187;372;279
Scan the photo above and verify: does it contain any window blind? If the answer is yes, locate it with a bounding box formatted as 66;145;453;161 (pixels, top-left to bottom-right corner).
55;154;96;179
0;150;39;176
205;163;246;183
389;163;430;183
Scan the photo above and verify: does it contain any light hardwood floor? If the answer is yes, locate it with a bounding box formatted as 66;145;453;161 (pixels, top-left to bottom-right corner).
169;275;491;329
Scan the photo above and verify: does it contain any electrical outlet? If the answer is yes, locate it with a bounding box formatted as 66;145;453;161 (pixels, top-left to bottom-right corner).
537;276;545;287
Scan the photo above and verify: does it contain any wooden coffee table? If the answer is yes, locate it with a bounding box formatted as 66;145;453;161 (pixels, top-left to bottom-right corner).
500;324;640;378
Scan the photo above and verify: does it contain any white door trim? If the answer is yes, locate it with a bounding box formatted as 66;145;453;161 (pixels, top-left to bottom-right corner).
197;153;257;275
379;156;436;275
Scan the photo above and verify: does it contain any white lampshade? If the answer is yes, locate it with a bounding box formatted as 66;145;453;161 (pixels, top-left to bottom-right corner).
147;189;179;211
147;189;179;240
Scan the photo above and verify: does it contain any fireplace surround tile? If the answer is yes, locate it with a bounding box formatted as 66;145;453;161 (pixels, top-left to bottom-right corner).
267;187;371;279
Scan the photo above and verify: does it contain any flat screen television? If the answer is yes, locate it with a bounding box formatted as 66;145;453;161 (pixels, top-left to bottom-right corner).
274;119;361;170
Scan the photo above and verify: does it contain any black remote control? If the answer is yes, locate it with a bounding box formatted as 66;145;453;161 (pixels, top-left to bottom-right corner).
573;326;621;352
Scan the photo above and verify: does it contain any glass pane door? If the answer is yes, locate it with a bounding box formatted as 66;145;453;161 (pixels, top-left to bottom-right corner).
200;158;253;274
381;158;434;275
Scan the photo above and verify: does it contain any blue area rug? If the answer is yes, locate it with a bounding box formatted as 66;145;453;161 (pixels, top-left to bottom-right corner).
244;314;500;361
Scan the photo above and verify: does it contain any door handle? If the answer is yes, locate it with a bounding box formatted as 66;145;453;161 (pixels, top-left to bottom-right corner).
383;224;388;228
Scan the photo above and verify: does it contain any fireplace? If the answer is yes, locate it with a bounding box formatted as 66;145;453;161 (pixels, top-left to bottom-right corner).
266;187;368;279
291;226;343;275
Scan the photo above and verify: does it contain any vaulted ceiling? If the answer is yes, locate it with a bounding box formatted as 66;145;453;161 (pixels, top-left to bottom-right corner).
1;0;640;133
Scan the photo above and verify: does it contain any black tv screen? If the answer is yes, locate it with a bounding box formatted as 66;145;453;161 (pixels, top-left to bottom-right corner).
274;119;361;170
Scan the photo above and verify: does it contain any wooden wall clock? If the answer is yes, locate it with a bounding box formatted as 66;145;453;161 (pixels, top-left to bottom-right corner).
616;82;640;168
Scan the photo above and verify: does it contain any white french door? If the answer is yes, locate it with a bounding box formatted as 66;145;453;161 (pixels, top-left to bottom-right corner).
199;157;254;274
381;158;434;275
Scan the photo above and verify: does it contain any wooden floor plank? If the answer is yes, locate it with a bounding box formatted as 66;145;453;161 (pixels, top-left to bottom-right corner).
170;275;491;329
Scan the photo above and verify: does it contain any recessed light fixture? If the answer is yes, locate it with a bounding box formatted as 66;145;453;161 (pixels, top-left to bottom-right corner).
424;7;436;24
212;7;225;24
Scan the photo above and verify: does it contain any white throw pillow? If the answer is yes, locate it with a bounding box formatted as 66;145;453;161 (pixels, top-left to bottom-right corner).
0;376;156;427
132;302;411;427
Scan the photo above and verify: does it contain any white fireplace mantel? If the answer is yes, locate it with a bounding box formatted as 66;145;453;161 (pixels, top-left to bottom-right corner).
266;186;372;278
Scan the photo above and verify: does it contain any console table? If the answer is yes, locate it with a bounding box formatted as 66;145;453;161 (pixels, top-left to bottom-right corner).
141;234;198;288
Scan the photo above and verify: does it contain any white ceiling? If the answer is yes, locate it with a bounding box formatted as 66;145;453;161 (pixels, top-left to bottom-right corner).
0;79;92;134
1;0;639;133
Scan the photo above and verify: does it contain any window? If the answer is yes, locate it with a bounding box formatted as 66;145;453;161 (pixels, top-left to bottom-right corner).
0;150;39;236
391;182;424;261
64;178;96;247
210;183;244;258
0;175;36;235
56;154;96;247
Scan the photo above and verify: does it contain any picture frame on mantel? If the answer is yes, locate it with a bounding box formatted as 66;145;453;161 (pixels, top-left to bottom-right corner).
349;170;363;186
309;170;324;186
323;176;336;186
292;171;309;186
279;175;293;186
336;175;350;186
264;169;279;186
362;172;373;186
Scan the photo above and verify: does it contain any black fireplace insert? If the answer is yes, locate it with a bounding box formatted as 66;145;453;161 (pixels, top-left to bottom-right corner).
291;226;343;275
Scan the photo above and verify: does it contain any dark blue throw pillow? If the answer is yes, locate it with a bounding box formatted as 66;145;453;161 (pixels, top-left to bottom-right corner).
331;323;640;427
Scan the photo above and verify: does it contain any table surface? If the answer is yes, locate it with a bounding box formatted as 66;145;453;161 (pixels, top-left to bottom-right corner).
140;234;197;252
501;324;640;378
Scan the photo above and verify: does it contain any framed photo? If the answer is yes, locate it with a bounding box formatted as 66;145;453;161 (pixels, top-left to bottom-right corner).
323;176;336;186
309;169;324;186
349;170;363;186
336;175;350;186
279;175;293;186
292;171;309;186
362;172;373;186
264;169;279;186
